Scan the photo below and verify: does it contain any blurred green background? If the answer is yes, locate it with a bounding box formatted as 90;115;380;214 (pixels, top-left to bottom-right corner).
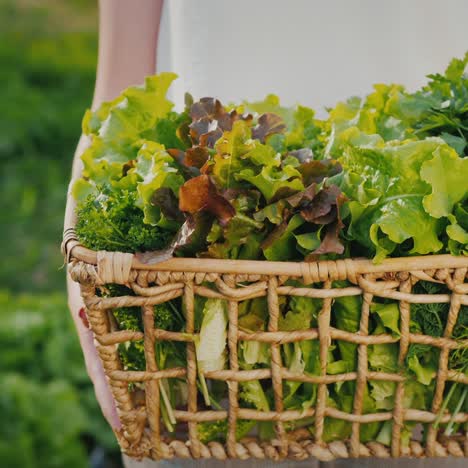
0;1;122;466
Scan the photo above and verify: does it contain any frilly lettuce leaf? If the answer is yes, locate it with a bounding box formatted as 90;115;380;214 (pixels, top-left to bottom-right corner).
211;120;270;188
237;164;304;203
251;112;286;142
369;380;396;410
371;303;400;337
262;214;304;261
368;323;399;373
420;145;468;254
421;145;468;218
258;183;347;260
324;84;416;158
279;294;321;331
241;94;294;124
239;380;270;412
407;354;437;385
337;136;467;260
204;213;264;260
71;178;98;201
447;202;468;255
132;141;184;226
241;95;324;155
332;293;361;367
81;73;177;184
210;119;304;202
406;344;439;385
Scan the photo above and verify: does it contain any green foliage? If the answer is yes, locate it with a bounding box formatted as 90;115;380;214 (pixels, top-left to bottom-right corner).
113;306;142;331
81;73;177;185
75;56;468;266
0;2;123;463
0;0;97;292
75;187;174;252
197;419;256;443
112;300;184;373
411;281;449;337
133;141;185;226
0;374;88;468
0;292;118;464
338;137;455;260
324;54;468;258
75;85;348;260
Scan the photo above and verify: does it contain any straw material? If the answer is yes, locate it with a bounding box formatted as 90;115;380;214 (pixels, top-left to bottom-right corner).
64;231;468;461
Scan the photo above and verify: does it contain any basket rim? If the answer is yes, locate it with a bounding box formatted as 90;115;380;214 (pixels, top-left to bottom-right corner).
65;228;468;460
63;229;468;277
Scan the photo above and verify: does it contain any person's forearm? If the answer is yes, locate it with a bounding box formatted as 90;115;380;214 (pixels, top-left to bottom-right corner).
65;0;164;233
93;0;164;107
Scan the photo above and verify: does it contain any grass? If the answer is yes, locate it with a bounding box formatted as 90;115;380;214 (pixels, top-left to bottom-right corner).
0;1;123;466
0;0;97;292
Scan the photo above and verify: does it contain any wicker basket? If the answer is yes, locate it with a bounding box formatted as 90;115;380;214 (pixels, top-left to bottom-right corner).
63;228;468;461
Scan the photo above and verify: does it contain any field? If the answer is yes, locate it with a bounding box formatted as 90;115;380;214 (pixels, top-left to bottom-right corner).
0;1;121;466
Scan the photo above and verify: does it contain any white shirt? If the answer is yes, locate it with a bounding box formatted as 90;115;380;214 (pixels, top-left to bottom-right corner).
157;0;468;117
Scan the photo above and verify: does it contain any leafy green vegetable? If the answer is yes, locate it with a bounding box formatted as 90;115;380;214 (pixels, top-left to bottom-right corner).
197;419;256;443
411;281;448;337
211;120;304;201
75;187;174;252
81;73;177;185
279;293;321;331
337;137;460;260
406;344;438;385
371;303;400;337
72;55;468;447
132;141;185;226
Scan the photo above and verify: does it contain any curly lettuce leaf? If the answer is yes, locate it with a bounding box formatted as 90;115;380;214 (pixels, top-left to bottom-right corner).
447;201;468;254
405;344;438;385
259;183;347;259
324;84;415;158
132;141;185;226
420;145;468;253
242;95;324;155
338;137;464;260
332;293;361;367
279;294;321;331
421;145;468;218
204;213;264;260
80;73;177;184
371;303;400;337
252;112;286;142
368;325;399;373
237;164;304;203
262;214;305;261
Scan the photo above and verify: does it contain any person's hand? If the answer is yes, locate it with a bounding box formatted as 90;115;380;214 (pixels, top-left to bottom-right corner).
67;275;122;430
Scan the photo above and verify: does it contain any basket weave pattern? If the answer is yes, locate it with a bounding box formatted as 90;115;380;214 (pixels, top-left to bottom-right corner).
66;239;468;461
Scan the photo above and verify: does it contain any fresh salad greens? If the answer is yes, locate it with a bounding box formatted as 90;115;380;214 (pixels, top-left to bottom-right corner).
74;54;468;445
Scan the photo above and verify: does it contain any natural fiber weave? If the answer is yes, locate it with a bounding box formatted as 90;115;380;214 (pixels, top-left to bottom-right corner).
64;233;468;461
